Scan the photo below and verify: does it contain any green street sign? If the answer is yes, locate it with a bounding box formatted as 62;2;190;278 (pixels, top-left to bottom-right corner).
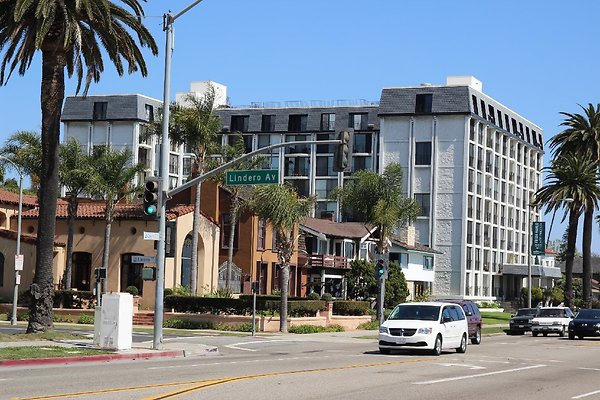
226;169;279;186
531;221;546;256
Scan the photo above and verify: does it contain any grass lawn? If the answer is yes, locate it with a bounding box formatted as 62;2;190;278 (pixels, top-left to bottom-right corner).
481;311;512;325
0;346;112;360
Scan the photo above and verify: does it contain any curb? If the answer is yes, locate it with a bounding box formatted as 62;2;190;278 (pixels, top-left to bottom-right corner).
0;349;184;367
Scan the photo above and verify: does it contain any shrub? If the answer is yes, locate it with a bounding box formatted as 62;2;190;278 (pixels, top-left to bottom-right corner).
163;319;214;329
172;286;192;296
333;301;370;316
125;286;139;296
53;290;95;309
163;288;174;297
215;322;253;332
77;314;95;324
307;292;320;300
321;293;333;302
356;320;379;330
289;324;345;334
521;287;543;307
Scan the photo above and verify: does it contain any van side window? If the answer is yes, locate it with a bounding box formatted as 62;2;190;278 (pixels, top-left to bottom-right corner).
442;307;451;321
455;306;466;320
449;306;460;321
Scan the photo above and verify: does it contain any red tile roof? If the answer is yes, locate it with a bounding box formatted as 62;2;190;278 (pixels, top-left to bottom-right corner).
0;188;38;207
0;228;65;247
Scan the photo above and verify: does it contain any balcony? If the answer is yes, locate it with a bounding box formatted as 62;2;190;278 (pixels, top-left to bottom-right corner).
303;254;349;270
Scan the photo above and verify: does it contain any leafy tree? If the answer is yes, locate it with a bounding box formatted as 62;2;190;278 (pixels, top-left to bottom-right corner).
87;145;145;278
0;130;42;192
346;259;377;301
384;261;409;308
0;0;157;333
247;184;314;332
331;163;419;254
164;88;221;294
58;138;94;289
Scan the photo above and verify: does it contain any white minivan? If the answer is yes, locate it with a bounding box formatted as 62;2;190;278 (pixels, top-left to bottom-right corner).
378;302;469;356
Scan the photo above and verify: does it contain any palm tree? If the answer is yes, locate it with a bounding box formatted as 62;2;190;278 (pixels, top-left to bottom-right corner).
549;104;600;308
167;88;221;294
0;131;42;192
534;153;600;308
88;145;145;286
0;0;157;333
58;138;94;289
247;184;314;332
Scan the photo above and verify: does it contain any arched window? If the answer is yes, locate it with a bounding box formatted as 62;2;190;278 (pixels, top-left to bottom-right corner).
180;235;193;289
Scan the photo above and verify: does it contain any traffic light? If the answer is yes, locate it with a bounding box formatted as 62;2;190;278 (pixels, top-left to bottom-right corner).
334;130;352;172
375;259;387;279
143;177;161;219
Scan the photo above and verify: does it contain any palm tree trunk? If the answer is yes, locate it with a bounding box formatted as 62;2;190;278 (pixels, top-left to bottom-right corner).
564;209;579;308
190;181;201;295
63;196;78;290
226;192;240;291
582;207;593;308
101;203;114;297
27;46;65;333
280;263;290;333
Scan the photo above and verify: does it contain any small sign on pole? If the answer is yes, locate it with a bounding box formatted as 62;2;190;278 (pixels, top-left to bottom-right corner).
226;169;279;186
132;255;157;264
531;221;546;256
14;254;23;271
143;231;160;241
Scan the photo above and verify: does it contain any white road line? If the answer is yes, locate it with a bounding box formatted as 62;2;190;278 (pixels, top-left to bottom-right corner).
572;389;600;399
436;363;486;370
147;355;330;370
413;364;547;385
578;367;600;372
475;359;510;364
225;345;257;352
224;339;298;352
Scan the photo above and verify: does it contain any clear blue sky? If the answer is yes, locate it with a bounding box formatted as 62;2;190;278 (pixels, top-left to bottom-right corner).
1;0;599;252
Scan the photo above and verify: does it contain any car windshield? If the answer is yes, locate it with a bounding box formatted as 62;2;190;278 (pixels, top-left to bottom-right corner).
516;308;537;316
576;309;600;319
388;305;440;321
537;309;565;318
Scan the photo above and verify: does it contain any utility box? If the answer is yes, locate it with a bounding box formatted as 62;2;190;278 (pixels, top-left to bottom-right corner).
97;293;133;350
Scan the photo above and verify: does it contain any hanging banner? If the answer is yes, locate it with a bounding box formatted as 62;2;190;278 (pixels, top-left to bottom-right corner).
531;221;546;256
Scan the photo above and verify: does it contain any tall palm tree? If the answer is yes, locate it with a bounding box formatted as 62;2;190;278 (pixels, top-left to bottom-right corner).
247;184;315;333
534;153;600;308
0;130;42;192
549;104;600;309
167;88;221;294
88;145;145;288
0;0;157;333
58;138;94;289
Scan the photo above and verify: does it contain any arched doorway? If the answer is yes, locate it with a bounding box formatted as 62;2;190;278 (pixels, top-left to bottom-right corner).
180;234;192;289
71;252;92;291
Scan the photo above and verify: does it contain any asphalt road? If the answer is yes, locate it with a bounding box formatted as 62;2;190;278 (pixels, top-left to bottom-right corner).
2;332;600;400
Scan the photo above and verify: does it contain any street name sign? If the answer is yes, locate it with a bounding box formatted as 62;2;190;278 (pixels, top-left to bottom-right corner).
143;231;160;241
132;255;156;264
226;169;278;186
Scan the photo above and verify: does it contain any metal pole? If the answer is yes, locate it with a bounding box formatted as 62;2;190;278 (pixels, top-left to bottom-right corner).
377;277;385;325
10;169;22;326
252;290;257;337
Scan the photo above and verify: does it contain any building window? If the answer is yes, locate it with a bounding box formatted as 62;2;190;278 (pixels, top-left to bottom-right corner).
168;154;179;174
320;113;335;131
349;113;368;130
262;115;275;132
316;157;335;176
221;214;239;249
415;93;433;113
145;104;154;122
257;218;266;250
353;132;372;153
399;253;409;269
415;142;432;165
288;114;308;132
316;133;335;153
93;102;107;120
352;156;371;172
414;193;430;217
472;95;479;115
423;256;433;271
231;115;249;132
120;253;143;295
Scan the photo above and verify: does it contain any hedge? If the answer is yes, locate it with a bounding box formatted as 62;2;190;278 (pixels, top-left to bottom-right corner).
53;290;95;309
333;300;370;316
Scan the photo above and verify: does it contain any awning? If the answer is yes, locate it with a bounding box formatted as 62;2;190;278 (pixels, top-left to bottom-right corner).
502;264;562;278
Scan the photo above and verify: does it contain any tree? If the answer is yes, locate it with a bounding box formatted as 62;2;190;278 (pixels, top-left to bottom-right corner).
549;104;600;309
0;131;42;192
247;184;314;332
331;163;419;254
346;259;378;301
0;0;158;333
87;145;145;282
384;261;409;308
534;153;600;308
166;88;221;294
58;138;94;289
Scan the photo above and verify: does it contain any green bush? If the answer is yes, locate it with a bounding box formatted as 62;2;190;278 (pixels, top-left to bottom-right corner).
125;286;139;296
333;301;370;316
289;324;345;334
8;311;29;321
77;314;95;324
53;290;95;309
214;322;253;332
521;287;543;307
307;292;320;300
356;320;379;330
163;288;174;297
321;293;333;302
163;319;214;329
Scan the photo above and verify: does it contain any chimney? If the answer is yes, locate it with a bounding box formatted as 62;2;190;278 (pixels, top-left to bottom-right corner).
399;225;416;247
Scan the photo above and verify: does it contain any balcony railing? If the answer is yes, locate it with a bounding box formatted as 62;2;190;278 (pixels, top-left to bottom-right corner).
304;254;349;270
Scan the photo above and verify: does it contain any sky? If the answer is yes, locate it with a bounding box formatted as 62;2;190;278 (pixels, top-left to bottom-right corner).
1;0;599;252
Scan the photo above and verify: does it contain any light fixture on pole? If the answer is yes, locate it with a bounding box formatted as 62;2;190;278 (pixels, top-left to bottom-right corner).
0;156;24;326
154;0;205;351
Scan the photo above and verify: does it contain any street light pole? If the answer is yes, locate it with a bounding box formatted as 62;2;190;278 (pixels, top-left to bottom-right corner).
527;202;533;308
154;0;205;351
1;157;24;326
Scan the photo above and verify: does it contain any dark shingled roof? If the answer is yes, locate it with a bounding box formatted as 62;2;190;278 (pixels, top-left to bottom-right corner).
300;217;374;239
390;235;443;254
379;86;471;115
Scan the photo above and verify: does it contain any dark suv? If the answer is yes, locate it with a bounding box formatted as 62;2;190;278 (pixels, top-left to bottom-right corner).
437;299;482;344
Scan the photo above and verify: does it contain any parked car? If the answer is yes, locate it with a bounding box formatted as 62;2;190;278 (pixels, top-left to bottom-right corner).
568;309;600;340
438;299;482;344
531;307;575;337
378;302;469;356
508;308;538;334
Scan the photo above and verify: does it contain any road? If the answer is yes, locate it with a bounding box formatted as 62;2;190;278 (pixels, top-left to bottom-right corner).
2;332;600;400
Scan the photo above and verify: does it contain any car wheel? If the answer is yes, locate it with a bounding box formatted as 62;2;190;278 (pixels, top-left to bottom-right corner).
432;335;442;356
532;331;539;337
559;326;566;337
456;334;467;353
379;348;391;355
578;335;585;340
543;333;548;337
568;332;575;340
471;327;481;344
